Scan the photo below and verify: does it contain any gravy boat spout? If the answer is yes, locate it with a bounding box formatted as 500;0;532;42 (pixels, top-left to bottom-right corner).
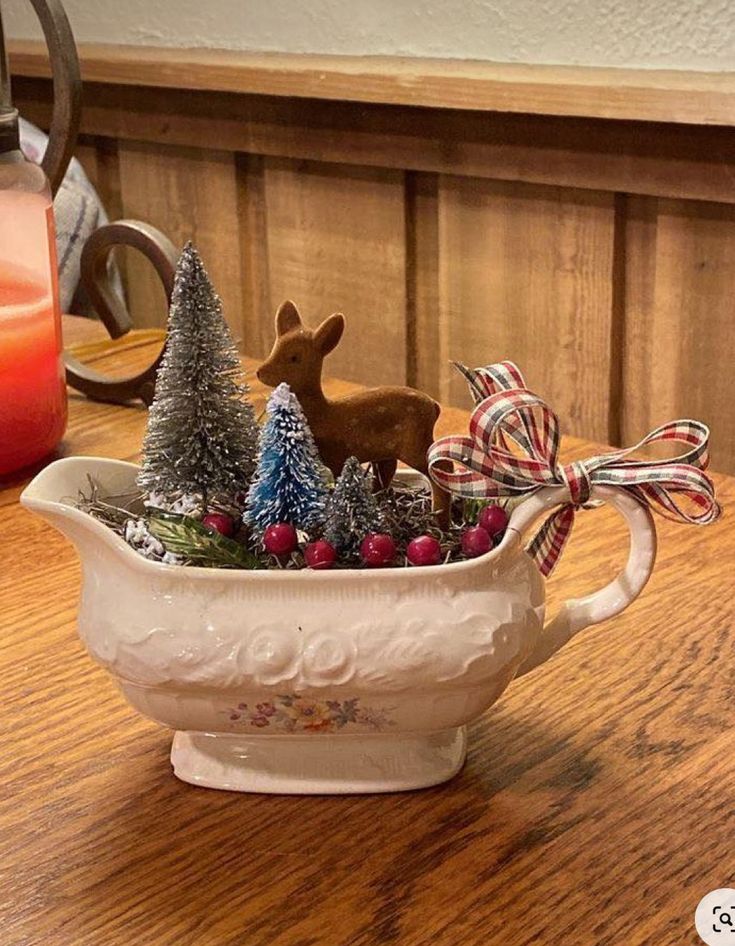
21;456;144;561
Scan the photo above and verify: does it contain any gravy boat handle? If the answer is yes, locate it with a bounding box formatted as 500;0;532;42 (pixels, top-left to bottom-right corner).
510;484;657;677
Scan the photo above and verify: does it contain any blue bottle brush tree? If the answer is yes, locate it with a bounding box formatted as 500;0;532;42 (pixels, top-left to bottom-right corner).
246;383;329;533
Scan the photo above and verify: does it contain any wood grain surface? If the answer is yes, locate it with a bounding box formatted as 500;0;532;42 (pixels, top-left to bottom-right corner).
117;143;244;334
0;322;732;946
19;79;735;206
436;178;615;440
253;159;408;385
10;40;735;126
621;196;735;473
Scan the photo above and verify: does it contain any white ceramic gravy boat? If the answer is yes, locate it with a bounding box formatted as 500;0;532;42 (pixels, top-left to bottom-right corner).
22;456;656;794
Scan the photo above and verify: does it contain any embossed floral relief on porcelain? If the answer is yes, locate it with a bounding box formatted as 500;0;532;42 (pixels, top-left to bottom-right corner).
93;587;539;693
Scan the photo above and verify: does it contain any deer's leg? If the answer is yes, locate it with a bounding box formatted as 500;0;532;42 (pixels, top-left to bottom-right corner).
315;440;348;481
408;453;452;530
373;458;397;491
430;478;452;530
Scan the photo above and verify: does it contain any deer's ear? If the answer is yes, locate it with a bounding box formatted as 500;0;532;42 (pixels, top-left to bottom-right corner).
314;313;345;355
275;300;302;336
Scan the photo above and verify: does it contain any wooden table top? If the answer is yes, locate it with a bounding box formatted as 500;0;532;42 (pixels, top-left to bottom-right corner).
2;320;733;946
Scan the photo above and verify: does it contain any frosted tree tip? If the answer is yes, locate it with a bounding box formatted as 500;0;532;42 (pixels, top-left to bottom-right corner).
269;382;294;411
176;241;205;274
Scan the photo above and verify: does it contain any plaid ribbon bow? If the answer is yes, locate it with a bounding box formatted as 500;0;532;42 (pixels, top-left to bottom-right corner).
428;361;720;576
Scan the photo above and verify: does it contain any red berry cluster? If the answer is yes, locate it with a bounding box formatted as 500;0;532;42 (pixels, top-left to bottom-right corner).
260;523;445;570
261;522;332;565
460;504;508;558
203;503;508;570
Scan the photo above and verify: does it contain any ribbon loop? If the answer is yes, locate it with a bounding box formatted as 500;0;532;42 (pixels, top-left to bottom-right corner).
428;362;721;576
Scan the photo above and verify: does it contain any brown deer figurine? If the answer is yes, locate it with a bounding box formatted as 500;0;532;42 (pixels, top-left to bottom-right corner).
257;301;449;522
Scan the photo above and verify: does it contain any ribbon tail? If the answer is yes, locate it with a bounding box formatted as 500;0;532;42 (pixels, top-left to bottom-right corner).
526;504;576;577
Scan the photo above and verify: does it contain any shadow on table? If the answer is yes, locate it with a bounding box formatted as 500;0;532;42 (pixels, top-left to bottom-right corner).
56;704;633;945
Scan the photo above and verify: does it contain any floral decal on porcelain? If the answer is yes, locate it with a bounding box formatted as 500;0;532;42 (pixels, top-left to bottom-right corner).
223;695;396;733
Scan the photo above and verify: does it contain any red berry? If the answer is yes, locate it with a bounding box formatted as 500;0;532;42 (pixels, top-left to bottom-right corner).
263;522;298;556
304;539;337;570
360;533;396;568
478;504;508;539
202;512;236;538
461;525;492;558
406;535;442;566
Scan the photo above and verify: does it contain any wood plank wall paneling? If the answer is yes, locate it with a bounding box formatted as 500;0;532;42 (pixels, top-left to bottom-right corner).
16;79;735;206
622;197;735;472
437;179;616;440
236;153;272;360
12;72;735;472
253;159;408;385
116;142;244;336
407;172;441;398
